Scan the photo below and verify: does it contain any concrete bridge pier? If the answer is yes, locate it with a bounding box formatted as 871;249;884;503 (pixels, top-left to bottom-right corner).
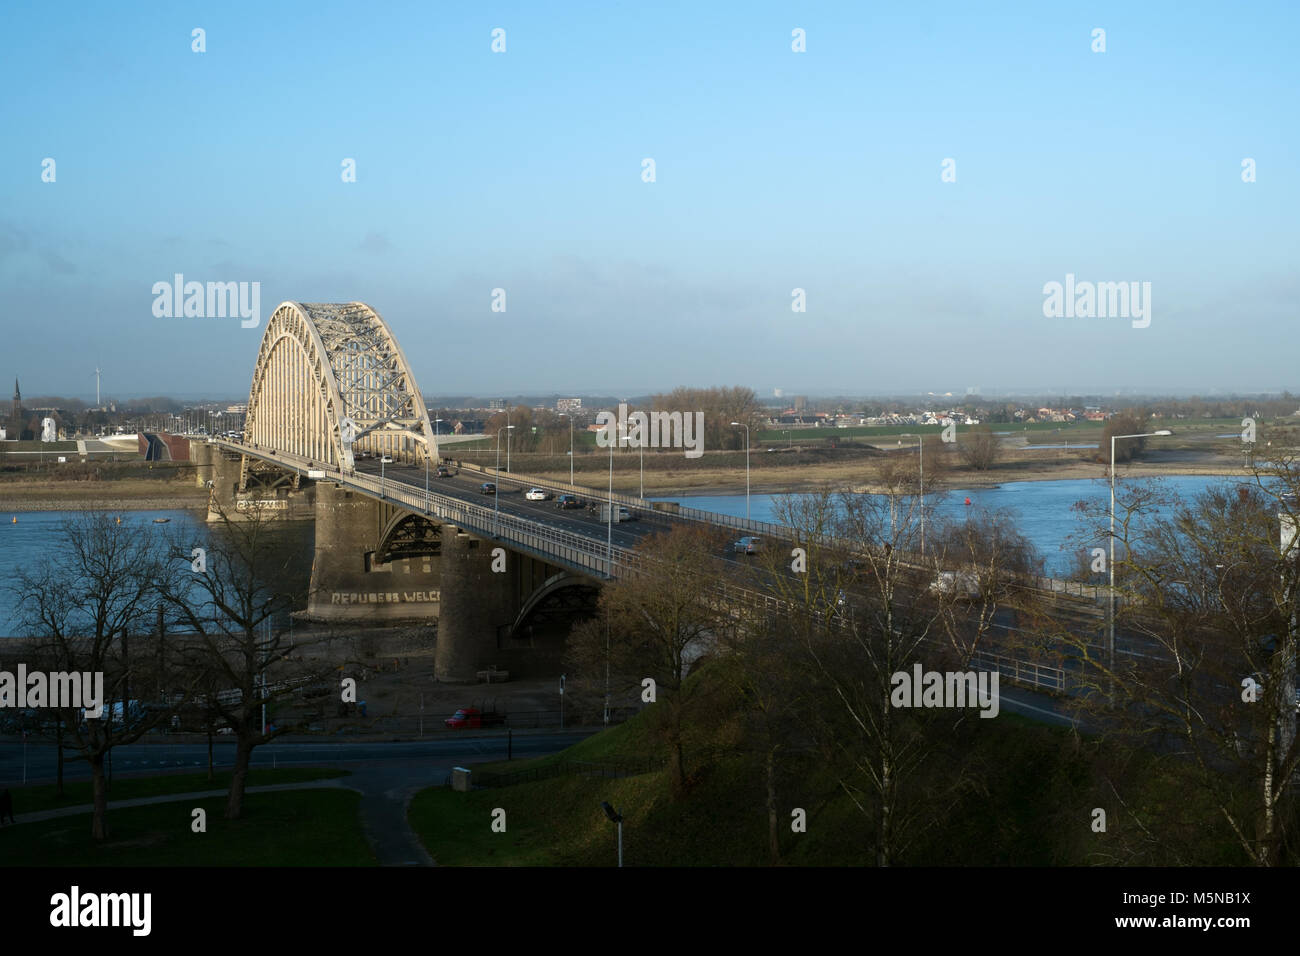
435;526;518;682
305;482;442;622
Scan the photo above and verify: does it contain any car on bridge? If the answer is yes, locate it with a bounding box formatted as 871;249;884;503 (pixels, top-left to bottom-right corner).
556;494;582;509
525;487;551;501
435;465;451;477
733;536;763;555
480;482;497;494
380;456;393;464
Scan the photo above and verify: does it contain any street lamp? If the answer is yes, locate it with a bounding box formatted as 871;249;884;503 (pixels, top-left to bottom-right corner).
1107;429;1173;684
898;433;925;556
600;801;624;867
494;425;515;533
730;422;750;520
607;427;616;577
427;418;444;509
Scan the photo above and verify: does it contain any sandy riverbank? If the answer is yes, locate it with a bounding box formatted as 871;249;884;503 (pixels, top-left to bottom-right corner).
0;479;208;513
528;459;1251;499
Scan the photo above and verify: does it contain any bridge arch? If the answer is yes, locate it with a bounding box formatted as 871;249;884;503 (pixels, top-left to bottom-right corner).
509;571;600;637
244;302;437;470
377;511;441;563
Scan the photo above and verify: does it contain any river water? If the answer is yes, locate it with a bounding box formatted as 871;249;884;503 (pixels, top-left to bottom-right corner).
0;509;208;637
655;474;1259;577
0;475;1256;635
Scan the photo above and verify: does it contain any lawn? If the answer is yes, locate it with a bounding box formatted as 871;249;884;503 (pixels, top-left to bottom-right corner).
9;767;348;816
4;789;375;866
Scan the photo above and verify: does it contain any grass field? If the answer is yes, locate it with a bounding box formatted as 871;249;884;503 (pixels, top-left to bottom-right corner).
9;767;348;816
4;788;375;866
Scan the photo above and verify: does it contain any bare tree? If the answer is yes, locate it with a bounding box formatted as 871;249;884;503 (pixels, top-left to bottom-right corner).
957;424;1000;471
11;512;186;839
1066;462;1300;865
160;502;319;819
565;524;734;797
927;507;1043;668
756;487;976;865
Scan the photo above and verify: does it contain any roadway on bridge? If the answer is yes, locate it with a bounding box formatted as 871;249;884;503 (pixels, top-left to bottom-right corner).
354;459;1168;670
355;459;762;572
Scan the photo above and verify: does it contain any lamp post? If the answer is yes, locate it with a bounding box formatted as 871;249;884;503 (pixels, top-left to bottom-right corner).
730;422;751;520
601;802;624;867
1107;429;1172;684
899;433;925;556
494;425;514;533
426;419;443;509
607;427;615;577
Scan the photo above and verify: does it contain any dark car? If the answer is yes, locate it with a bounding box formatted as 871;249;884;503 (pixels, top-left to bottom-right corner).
435;465;451;477
480;482;496;495
556;494;582;509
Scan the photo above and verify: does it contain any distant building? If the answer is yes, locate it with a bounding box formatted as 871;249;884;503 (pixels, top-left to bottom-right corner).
556;398;582;413
488;399;506;410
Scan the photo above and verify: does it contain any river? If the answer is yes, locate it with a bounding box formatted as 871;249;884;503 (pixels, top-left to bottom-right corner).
0;475;1260;635
654;474;1262;576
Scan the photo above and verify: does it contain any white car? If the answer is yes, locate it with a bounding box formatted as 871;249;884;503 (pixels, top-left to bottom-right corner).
380;456;393;464
733;536;763;555
525;488;551;501
930;570;981;598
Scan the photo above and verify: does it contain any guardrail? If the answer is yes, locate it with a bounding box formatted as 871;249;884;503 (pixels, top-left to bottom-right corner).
458;460;790;540
969;650;1067;694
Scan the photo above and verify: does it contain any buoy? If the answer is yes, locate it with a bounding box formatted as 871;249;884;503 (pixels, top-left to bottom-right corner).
964;497;971;506
116;516;122;524
10;516;15;523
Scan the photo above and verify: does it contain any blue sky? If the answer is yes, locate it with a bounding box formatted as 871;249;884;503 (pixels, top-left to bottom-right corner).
1;1;1295;400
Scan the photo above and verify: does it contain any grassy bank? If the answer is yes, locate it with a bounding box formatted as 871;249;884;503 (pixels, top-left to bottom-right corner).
4;788;374;866
408;669;1134;866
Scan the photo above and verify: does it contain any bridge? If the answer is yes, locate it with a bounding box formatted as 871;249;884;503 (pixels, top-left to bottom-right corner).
189;302;807;683
190;301;1103;685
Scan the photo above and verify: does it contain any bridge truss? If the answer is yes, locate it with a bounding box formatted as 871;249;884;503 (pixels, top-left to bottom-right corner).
242;302;437;476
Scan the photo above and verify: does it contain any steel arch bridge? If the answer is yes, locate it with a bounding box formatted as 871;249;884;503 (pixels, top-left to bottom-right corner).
243;302;437;473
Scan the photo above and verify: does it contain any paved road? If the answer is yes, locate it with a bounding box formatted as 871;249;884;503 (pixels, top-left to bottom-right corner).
1;732;595;786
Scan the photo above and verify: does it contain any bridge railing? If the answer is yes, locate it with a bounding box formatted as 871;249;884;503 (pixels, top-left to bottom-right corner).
217;439;1100;617
350;470;638;578
456;461;790;540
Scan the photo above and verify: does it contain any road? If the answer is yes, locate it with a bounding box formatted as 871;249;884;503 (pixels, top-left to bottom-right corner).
2;731;597;785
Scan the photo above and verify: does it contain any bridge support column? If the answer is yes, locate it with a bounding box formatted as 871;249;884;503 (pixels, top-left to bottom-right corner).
190;441;217;488
306;483;441;622
436;527;516;682
205;452;244;519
